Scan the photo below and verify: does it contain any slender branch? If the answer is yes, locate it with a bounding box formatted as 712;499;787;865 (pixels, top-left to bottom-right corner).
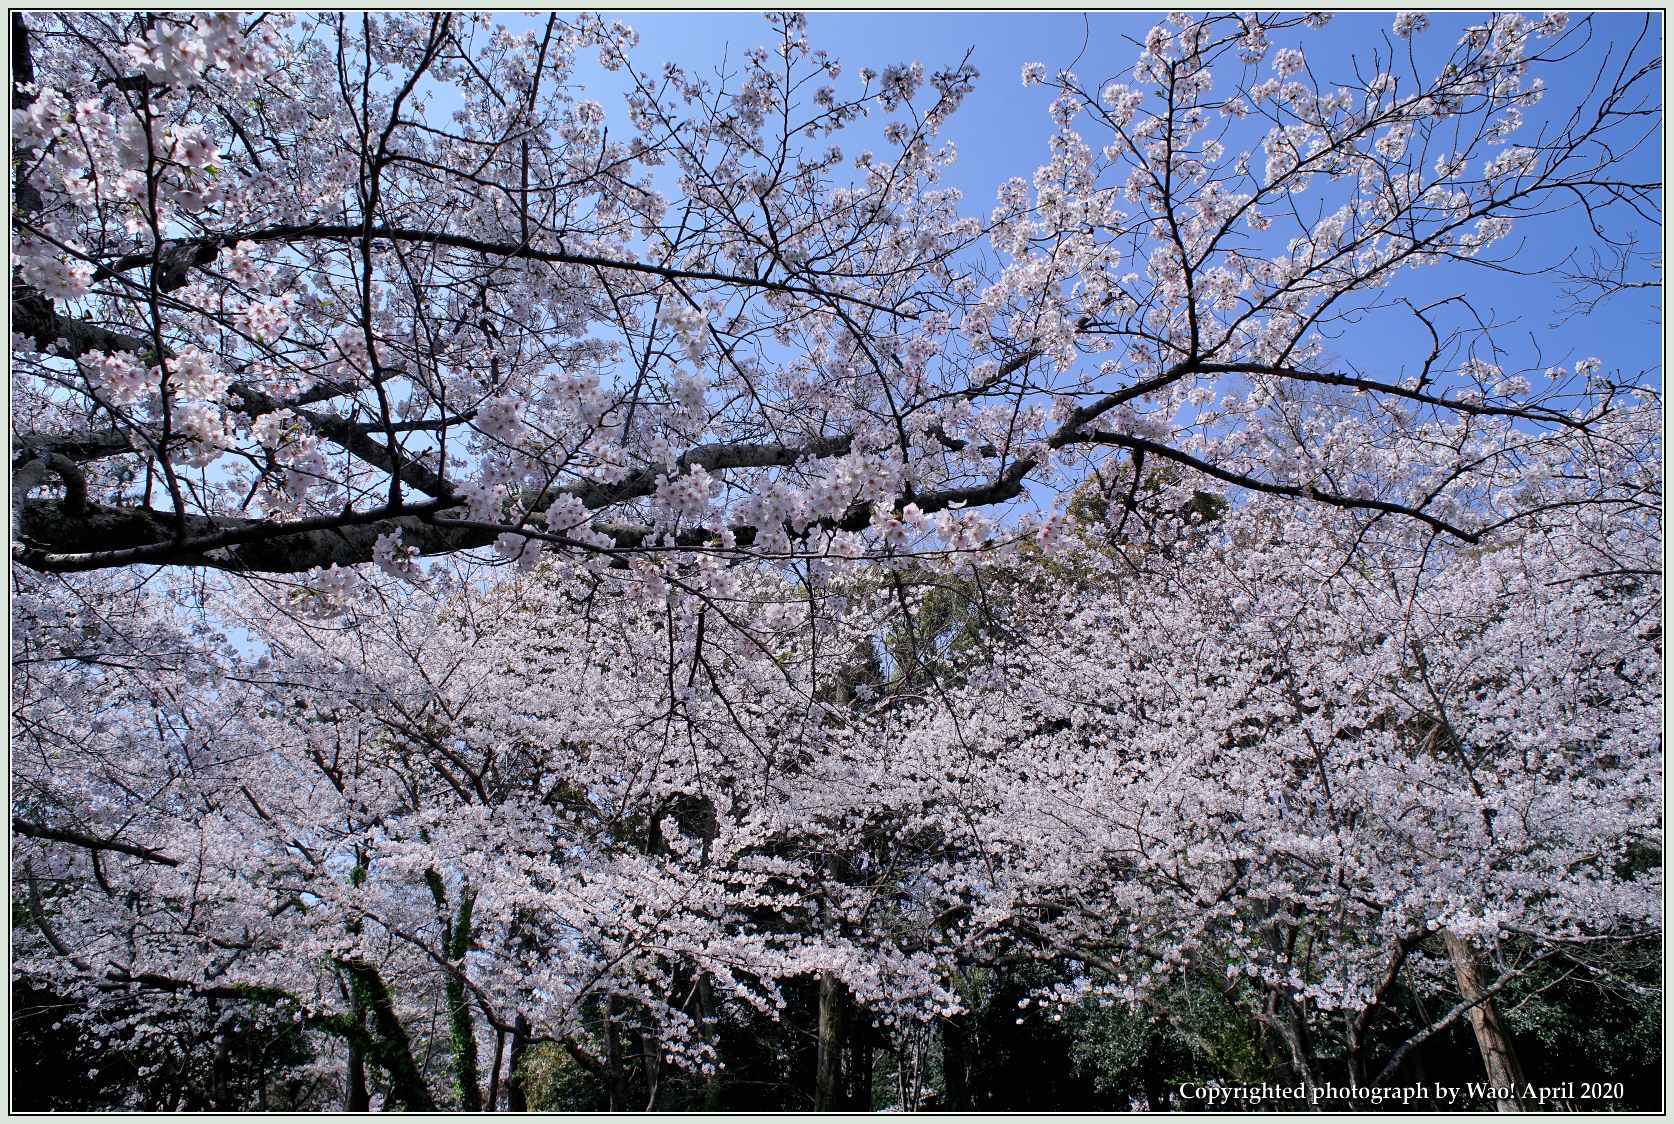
86;222;916;316
1066;430;1482;542
1372;949;1556;1086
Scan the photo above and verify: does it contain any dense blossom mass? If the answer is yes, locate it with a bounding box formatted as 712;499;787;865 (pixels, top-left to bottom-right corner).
10;9;1662;1112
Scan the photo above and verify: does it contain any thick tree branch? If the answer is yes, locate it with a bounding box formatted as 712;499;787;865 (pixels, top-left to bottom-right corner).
14;817;181;866
12;435;859;572
15;497;465;573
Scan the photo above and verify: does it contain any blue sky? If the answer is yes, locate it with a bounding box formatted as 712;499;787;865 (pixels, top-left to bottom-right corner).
557;9;1662;391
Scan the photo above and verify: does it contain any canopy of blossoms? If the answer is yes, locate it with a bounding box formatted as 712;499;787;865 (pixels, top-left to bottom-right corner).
10;9;1661;1113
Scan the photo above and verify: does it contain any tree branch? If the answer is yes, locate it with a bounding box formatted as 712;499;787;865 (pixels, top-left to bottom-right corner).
1066;430;1482;542
14;817;181;866
86;222;916;315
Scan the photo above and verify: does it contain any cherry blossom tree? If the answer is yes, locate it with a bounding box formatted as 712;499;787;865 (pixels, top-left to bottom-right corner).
11;11;1658;578
13;553;978;1108
868;399;1661;1105
11;9;1663;1112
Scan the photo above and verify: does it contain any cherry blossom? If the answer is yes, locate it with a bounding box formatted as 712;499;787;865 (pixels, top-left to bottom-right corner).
10;10;1661;1111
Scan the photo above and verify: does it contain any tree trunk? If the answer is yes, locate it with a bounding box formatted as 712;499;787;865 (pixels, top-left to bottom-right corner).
506;1014;530;1113
1139;1020;1168;1111
1443;932;1530;1112
643;1026;663;1111
844;1014;873;1110
604;996;633;1111
345;978;371;1110
445;892;481;1110
210;1015;232;1110
1284;1003;1320;1110
486;1027;505;1111
815;971;847;1111
342;961;437;1111
1255;993;1295;1093
942;1013;969;1110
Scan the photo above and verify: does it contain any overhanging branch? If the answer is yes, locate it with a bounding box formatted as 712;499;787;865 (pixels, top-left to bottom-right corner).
1066;429;1481;542
14;817;181;866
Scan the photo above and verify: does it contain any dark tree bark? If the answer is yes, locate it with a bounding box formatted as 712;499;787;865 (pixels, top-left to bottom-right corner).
1139;1020;1168;1112
486;1027;505;1112
815;971;847;1111
844;1015;874;1111
506;1014;530;1113
603;997;633;1111
942;1012;969;1111
345;993;371;1113
341;961;437;1111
